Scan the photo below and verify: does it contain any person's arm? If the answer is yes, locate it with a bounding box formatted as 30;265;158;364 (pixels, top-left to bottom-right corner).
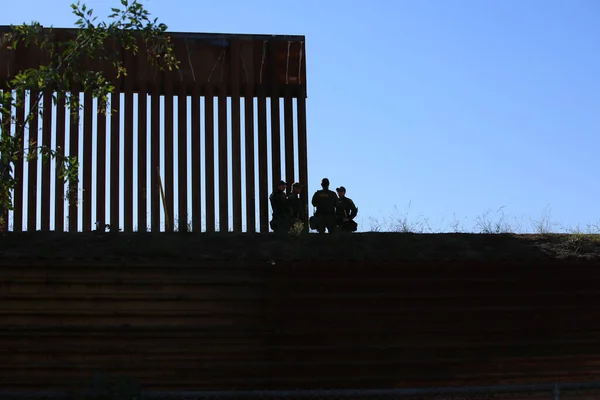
311;192;318;207
348;199;358;219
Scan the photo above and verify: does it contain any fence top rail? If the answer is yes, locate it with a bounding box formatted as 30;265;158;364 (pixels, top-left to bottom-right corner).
0;25;306;42
0;26;308;96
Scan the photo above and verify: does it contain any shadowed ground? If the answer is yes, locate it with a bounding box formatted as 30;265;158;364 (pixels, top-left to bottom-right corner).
1;232;600;264
2;232;600;396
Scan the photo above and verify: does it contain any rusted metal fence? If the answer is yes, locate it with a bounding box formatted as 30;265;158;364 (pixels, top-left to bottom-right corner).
0;27;308;232
2;259;600;392
3;383;600;399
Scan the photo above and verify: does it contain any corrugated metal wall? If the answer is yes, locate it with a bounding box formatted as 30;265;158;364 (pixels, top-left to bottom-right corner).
0;28;308;233
2;260;600;391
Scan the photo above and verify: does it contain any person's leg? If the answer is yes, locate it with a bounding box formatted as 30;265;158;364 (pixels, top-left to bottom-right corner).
326;215;337;233
317;216;326;233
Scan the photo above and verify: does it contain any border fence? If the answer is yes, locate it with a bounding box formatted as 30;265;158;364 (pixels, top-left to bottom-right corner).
3;259;600;395
0;27;308;233
2;383;600;400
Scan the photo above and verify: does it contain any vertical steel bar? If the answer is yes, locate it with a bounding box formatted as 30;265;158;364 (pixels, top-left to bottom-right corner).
269;42;282;189
123;86;134;232
82;92;93;232
164;75;174;232
150;89;160;232
204;85;215;232
230;41;242;232
28;90;40;232
177;84;188;232
54;94;65;232
297;85;309;226
284;89;295;192
96;97;106;231
218;84;228;232
244;84;256;232
257;92;269;233
191;86;201;232
13;91;25;232
67;92;78;232
0;87;10;231
137;88;147;232
40;91;53;231
109;92;120;231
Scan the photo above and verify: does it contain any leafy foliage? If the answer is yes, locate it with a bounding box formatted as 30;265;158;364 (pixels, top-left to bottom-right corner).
0;0;179;228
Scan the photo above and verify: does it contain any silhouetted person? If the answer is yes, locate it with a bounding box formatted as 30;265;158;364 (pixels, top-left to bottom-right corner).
310;178;338;233
288;182;306;230
335;186;358;232
269;180;291;233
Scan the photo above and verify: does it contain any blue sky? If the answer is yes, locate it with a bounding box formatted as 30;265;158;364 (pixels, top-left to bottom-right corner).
3;0;600;233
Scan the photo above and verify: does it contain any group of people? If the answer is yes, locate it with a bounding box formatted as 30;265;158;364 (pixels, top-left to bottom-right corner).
269;177;358;234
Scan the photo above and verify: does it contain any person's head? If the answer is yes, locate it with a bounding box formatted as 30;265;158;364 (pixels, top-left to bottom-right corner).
336;186;346;198
321;178;330;189
276;180;287;191
292;182;304;194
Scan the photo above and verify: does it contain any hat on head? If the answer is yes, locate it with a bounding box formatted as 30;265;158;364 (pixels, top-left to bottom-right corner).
292;182;304;189
336;186;346;192
277;180;287;186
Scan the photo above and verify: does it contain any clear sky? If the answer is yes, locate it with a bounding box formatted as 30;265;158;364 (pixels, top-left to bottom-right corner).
3;0;600;233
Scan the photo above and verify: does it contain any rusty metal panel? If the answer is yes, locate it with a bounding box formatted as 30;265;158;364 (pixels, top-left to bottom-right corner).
129;37;152;90
174;35;231;92
13;92;25;232
2;259;600;391
204;85;215;233
191;86;201;233
297;86;308;225
123;86;134;233
95;98;106;232
273;39;305;88
163;76;174;232
239;39;255;87
137;89;147;232
284;90;295;191
177;84;187;232
230;41;242;233
0;29;309;95
244;84;256;232
257;94;268;233
2;29;290;93
0;37;14;87
150;90;160;232
40;92;52;231
27;90;39;232
109;92;120;230
82;92;93;232
218;84;228;232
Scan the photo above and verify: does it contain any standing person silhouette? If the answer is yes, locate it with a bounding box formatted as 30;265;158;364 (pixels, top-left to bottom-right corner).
310;178;338;233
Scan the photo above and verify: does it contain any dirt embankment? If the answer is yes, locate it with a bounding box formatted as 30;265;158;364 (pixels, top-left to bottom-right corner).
1;232;599;265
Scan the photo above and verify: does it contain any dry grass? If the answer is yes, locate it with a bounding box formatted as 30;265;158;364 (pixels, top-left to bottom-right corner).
366;203;600;236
